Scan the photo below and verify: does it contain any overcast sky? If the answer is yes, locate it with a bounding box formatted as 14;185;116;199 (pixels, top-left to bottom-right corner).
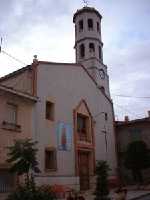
0;0;150;120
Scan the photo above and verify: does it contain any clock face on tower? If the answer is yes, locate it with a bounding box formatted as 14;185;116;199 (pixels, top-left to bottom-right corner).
98;69;105;79
94;67;105;86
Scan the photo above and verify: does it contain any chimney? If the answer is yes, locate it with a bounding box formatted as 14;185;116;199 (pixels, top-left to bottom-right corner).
148;111;150;118
124;116;129;122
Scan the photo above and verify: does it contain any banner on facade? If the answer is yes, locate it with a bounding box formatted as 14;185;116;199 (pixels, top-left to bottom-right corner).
57;122;72;151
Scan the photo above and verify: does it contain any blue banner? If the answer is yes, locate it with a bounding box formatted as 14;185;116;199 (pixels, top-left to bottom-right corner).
57;122;72;151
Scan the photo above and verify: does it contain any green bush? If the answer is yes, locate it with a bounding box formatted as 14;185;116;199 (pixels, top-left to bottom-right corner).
94;160;110;200
6;139;56;200
6;183;57;200
7;139;40;186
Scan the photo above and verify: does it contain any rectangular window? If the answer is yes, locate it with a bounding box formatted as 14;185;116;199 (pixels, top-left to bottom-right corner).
77;114;90;141
80;44;85;58
88;19;93;30
99;46;102;60
75;25;77;36
89;43;95;52
46;101;54;121
79;20;83;32
7;103;17;124
45;148;57;170
2;103;21;132
97;22;100;32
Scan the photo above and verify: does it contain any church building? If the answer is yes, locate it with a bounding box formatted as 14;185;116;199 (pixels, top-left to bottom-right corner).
0;6;117;191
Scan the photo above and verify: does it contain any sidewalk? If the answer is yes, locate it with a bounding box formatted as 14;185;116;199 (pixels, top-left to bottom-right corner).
127;190;150;200
83;189;150;200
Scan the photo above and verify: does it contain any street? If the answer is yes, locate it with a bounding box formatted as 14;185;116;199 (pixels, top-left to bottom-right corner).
135;194;150;200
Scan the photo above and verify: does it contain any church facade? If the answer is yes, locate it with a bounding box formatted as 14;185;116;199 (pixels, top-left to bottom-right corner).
0;6;117;191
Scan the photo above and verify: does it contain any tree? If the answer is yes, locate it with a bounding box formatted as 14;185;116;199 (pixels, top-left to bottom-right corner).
94;160;110;200
124;140;150;184
7;139;40;185
6;139;56;200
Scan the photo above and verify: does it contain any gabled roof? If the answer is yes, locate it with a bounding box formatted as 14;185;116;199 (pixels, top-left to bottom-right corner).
0;65;31;82
0;84;38;102
0;60;112;104
38;61;112;104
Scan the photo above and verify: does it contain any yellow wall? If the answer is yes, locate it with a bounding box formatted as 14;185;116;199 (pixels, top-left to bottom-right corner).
0;90;34;166
1;69;33;95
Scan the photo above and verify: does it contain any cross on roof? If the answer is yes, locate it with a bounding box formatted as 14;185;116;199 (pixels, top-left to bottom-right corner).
83;0;89;7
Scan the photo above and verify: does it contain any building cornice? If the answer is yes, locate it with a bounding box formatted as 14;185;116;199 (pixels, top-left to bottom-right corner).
73;6;102;23
74;37;103;48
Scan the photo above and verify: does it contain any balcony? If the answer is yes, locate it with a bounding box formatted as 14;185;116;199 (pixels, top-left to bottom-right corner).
77;129;91;143
1;121;21;132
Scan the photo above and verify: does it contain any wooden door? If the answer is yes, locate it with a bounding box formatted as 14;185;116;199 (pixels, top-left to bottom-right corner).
78;151;90;190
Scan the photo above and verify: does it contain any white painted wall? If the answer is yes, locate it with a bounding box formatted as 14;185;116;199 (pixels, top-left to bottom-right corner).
34;62;117;187
73;8;110;97
74;12;102;46
0;91;35;163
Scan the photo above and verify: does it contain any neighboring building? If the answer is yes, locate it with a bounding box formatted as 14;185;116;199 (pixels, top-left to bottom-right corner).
0;6;117;191
0;84;37;198
116;113;150;184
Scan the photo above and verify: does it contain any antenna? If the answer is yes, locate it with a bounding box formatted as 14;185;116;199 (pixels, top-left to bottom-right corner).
83;0;89;7
0;36;27;65
0;37;2;53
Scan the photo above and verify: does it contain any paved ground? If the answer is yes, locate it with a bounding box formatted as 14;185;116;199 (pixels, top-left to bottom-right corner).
137;194;150;200
82;189;150;200
127;191;150;200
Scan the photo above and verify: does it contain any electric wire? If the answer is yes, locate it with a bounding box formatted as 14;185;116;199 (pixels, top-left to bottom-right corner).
112;94;150;99
0;37;27;66
0;39;29;88
113;102;141;119
1;50;27;66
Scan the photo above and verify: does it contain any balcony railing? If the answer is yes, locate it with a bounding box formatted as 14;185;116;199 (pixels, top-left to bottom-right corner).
1;121;21;132
0;173;14;193
77;129;91;143
0;183;13;193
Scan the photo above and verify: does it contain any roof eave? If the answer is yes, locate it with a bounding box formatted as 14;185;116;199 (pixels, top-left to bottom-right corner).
0;85;38;102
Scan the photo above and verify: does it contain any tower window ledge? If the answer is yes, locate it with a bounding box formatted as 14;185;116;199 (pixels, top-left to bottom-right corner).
79;29;83;32
88;28;93;31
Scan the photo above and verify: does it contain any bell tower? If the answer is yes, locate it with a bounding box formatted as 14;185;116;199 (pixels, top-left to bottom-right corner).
73;7;110;97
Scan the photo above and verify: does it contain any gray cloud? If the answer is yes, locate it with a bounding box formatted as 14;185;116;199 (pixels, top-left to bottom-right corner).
109;39;150;119
96;0;150;119
0;0;150;120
